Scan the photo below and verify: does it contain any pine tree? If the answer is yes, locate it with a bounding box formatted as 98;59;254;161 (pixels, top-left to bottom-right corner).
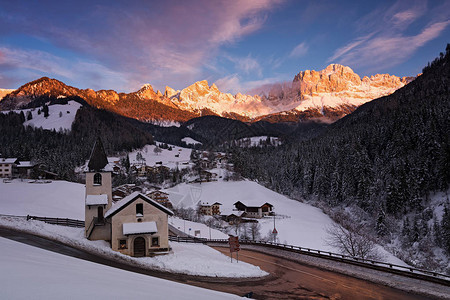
27;111;33;121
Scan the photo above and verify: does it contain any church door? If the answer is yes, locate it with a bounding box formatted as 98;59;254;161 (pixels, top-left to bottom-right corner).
133;237;146;257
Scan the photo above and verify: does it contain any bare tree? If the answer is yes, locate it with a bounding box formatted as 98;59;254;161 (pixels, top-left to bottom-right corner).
326;222;381;260
249;222;261;241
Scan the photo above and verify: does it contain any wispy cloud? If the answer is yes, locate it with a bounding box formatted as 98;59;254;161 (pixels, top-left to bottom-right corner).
289;42;308;58
0;0;284;91
0;46;130;91
328;1;450;72
214;73;287;94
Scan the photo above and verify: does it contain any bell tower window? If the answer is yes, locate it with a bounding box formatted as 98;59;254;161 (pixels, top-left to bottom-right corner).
94;173;102;185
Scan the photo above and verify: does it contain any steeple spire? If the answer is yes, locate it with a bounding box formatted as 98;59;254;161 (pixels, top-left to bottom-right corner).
88;137;108;172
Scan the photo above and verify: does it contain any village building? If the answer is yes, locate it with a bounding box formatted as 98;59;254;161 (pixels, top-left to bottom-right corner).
0;158;19;178
146;190;173;209
85;137;173;257
198;201;222;216
233;201;273;219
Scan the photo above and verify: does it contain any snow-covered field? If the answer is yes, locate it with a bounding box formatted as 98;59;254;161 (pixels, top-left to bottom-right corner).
0;237;240;299
164;181;408;266
170;217;228;239
1;101;82;131
182;137;202;145
0;180;84;219
129;143;193;169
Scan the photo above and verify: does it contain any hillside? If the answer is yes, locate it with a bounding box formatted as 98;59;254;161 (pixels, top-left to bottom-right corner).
231;45;450;272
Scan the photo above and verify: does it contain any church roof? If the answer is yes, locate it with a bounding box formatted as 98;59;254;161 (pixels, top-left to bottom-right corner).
86;194;108;206
105;191;174;218
87;137;109;172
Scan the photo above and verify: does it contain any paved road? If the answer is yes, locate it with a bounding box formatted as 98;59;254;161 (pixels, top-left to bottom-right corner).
0;227;437;299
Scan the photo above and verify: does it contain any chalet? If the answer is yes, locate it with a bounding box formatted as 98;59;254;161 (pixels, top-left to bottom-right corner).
0;158;19;178
85;137;173;257
146;190;173;209
15;161;36;178
198;201;221;216
233;201;273;219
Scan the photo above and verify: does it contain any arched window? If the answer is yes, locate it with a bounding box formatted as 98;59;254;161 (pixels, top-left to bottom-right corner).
93;173;102;185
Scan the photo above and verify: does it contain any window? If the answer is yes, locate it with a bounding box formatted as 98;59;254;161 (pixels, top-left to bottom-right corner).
136;203;143;216
119;239;127;249
93;173;102;185
151;237;159;247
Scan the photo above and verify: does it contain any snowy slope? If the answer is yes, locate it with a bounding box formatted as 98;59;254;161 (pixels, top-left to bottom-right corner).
0;237;241;299
164;181;408;266
0;180;84;219
181;137;202;145
1;100;81;131
129;143;193;170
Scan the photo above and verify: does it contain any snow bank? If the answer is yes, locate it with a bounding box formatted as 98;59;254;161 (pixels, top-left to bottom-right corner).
0;237;240;299
0;216;267;278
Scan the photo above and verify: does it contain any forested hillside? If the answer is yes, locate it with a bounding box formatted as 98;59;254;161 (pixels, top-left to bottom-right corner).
0;103;153;180
232;45;450;272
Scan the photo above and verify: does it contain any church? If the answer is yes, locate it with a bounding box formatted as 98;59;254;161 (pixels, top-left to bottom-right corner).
84;138;173;257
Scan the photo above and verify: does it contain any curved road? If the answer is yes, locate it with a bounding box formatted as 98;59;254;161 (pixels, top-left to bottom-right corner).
0;227;437;299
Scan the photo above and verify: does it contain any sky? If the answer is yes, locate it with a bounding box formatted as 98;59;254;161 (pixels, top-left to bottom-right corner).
0;0;449;94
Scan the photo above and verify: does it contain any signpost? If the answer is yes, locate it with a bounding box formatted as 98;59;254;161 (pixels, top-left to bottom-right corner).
228;235;240;262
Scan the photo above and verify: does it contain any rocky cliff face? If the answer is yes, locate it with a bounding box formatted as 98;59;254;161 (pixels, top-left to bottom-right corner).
0;64;415;123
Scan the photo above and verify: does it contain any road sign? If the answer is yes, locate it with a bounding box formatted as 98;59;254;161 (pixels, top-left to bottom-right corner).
272;228;278;234
228;236;240;252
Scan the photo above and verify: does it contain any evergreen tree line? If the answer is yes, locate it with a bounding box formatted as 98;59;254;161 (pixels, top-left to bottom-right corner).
0;105;153;181
231;46;450;255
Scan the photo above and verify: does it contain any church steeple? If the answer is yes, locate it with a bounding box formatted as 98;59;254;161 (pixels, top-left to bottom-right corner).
88;137;108;172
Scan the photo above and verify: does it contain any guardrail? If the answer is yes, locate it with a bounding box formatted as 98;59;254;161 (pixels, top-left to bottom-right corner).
170;235;450;285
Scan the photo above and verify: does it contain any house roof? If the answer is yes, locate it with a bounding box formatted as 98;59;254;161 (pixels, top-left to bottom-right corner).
16;161;34;168
86;194;108;206
234;201;273;208
87;137;109;172
147;190;169;196
105;191;174;218
1;158;18;164
200;201;221;206
123;222;157;235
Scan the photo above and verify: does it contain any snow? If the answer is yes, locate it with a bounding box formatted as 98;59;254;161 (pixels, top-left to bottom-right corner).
0;180;84;219
0;217;267;278
123;221;157;235
182;137;202;145
129;143;192;170
9;101;81;131
85;194;108;206
0;237;241;299
169;217;229;239
237;136;281;147
164;180;409;266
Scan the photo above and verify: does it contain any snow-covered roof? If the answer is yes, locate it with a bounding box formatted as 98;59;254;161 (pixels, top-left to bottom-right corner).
16;161;34;168
200;201;221;206
123;221;157;235
220;207;244;216
105;191;173;218
234;200;273;208
1;158;18;164
86;194;108;206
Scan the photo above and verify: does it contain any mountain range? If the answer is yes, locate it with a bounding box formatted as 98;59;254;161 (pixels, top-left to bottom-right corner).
0;64;415;124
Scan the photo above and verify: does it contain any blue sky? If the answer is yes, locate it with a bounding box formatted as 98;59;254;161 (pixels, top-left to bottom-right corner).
0;0;449;93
